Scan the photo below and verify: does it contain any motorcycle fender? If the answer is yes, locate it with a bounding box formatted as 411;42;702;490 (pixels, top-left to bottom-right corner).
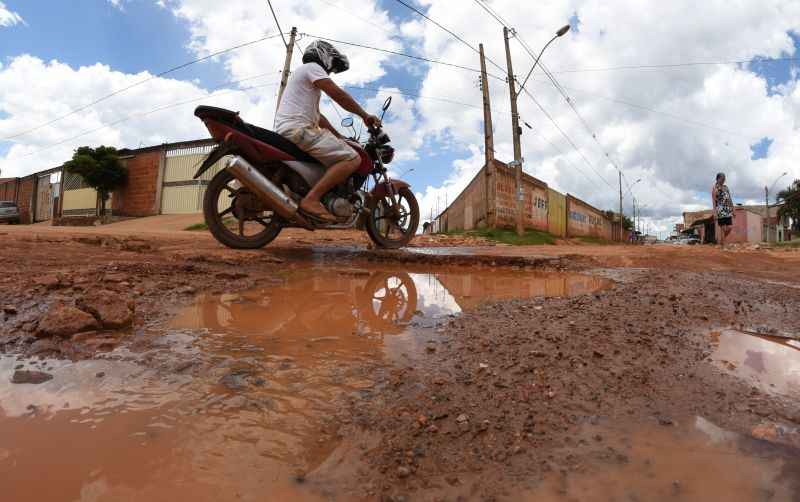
370;179;410;201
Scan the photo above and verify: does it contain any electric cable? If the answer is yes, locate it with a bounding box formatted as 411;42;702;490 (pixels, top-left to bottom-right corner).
3;33;286;141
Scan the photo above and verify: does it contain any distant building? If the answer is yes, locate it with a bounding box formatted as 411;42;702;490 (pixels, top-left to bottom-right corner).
683;207;764;244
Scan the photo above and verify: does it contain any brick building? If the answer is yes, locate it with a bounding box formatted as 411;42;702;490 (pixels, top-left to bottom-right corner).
433;158;620;241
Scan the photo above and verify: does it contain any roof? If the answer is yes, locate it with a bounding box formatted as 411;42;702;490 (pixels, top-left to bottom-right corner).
0;178;17;183
118;137;216;156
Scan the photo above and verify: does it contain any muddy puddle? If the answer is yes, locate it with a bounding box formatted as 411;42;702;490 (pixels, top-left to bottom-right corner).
710;329;800;397
522;416;800;501
0;266;609;502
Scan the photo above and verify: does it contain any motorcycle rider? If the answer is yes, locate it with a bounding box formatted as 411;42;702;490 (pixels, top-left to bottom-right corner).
274;40;381;222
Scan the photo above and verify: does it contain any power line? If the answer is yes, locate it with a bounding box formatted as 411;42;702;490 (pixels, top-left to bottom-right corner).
549;56;800;75
518;87;614;189
390;0;506;74
3;33;285;141
301;33;506;80
18;78;281;159
265;0;288;48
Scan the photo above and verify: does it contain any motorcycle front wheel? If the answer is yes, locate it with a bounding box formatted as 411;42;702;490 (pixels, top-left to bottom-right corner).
203;169;283;249
366;187;419;249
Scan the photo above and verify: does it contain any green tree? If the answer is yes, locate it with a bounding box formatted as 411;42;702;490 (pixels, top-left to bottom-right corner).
776;179;800;232
604;210;634;231
63;146;127;217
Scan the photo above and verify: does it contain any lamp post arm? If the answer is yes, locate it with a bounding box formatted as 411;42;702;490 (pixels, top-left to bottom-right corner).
517;34;559;97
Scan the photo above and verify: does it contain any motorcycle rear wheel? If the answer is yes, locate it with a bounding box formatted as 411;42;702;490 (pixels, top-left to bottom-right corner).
366;187;419;249
203;169;283;249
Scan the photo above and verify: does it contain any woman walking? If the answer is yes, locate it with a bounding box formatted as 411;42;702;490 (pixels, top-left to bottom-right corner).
712;172;734;247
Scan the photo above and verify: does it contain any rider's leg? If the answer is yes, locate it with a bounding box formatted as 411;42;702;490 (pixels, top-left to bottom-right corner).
300;155;360;218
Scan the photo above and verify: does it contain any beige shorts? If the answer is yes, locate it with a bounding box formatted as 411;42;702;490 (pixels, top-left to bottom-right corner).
278;125;358;167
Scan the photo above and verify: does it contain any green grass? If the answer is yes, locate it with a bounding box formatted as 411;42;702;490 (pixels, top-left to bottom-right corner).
184;217;236;231
440;227;557;246
185;221;209;231
776;239;800;248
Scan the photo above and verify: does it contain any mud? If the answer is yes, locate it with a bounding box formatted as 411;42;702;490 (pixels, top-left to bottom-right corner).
0;265;608;501
1;229;800;501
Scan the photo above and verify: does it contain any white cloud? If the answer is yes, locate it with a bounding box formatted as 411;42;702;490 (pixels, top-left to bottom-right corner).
0;55;280;177
407;0;800;220
0;1;24;27
3;0;800;226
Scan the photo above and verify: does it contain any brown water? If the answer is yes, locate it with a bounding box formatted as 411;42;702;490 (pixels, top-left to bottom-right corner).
0;266;610;502
525;416;800;501
710;329;800;397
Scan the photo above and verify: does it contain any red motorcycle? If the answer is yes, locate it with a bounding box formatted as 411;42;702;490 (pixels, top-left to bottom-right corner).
192;97;419;249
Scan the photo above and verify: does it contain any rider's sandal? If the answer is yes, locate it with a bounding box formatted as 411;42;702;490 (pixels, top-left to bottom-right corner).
299;208;338;223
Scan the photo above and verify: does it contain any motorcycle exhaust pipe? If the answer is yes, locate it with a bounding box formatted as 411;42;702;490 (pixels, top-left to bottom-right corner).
224;156;313;229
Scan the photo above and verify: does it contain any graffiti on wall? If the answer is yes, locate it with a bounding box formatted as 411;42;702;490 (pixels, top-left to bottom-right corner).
569;210;603;227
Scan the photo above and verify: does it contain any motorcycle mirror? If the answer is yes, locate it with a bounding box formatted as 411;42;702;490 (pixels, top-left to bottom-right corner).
341;117;354;128
382;96;392;111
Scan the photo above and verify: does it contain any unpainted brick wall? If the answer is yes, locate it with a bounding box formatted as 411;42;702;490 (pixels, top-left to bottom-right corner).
17;177;35;224
113;149;162;217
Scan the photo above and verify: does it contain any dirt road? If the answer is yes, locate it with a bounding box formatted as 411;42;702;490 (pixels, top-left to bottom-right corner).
1;223;799;501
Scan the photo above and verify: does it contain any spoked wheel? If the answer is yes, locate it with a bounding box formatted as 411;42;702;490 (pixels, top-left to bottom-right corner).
366;187;419;249
203;169;283;249
363;272;418;325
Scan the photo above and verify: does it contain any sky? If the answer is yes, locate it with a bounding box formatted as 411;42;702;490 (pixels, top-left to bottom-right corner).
1;0;799;236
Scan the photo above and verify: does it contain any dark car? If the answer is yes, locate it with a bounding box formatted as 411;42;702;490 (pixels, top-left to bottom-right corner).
0;201;20;224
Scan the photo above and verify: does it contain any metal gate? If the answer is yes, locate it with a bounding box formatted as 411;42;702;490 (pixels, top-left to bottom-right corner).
35;173;52;221
161;143;226;214
547;188;567;238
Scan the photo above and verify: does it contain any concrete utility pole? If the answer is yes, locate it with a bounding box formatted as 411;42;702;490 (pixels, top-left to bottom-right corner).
503;27;525;236
275;27;297;114
618;171;623;241
479;44;496;228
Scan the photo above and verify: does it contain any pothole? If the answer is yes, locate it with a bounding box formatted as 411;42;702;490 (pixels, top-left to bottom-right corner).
0;265;610;501
709;329;800;397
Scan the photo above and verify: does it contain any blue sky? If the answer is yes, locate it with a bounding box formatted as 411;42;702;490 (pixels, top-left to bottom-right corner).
0;0;465;202
2;0;799;231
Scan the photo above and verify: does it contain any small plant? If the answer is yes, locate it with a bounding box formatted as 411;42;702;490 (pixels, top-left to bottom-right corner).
63;146;127;217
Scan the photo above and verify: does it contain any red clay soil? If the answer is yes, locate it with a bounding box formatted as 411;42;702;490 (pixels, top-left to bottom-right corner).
1;225;800;501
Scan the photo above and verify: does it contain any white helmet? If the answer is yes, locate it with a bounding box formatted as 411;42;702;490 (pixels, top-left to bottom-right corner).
303;40;349;74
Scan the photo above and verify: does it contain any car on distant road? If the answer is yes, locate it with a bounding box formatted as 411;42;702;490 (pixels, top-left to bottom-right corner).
674;236;700;245
0;201;20;224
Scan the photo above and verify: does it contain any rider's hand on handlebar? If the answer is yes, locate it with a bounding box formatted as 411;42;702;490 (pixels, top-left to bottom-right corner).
363;114;382;129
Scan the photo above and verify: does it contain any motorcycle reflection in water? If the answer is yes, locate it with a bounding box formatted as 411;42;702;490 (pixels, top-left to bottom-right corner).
0;268;612;502
183;269;420;348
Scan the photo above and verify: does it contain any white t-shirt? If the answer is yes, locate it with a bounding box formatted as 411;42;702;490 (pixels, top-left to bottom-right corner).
274;62;330;133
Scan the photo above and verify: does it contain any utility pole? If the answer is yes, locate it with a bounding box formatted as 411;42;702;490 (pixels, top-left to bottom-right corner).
479;44;496;228
764;185;770;243
503;27;524;236
275;27;297;114
618;171;623;241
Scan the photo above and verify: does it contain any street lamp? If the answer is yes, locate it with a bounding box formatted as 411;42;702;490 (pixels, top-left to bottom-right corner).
518;25;572;94
765;171;788;243
507;23;571;236
623;178;642;199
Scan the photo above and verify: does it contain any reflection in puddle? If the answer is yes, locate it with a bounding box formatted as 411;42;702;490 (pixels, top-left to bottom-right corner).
0;266;610;501
526;417;799;501
710;329;800;397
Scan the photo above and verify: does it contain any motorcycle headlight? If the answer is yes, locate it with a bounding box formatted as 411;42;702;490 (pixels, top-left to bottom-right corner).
379;145;395;164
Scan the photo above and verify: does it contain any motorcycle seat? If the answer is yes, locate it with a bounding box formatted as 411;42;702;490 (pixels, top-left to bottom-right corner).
194;105;320;164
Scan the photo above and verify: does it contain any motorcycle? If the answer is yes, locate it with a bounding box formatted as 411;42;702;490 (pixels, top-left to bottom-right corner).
192;97;419;249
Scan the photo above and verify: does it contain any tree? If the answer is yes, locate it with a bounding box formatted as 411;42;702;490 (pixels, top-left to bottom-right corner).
63;146;127;217
776;179;800;232
604;210;634;231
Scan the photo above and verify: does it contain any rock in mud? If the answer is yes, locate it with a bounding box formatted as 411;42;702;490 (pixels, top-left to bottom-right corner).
11;370;53;384
37;304;99;338
3;305;17;315
77;290;135;329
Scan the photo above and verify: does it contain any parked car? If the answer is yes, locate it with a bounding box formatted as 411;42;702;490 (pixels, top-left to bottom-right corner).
0;201;20;224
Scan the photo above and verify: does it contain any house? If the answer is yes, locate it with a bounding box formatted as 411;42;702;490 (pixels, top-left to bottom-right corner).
737;204;792;243
683;207;763;244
